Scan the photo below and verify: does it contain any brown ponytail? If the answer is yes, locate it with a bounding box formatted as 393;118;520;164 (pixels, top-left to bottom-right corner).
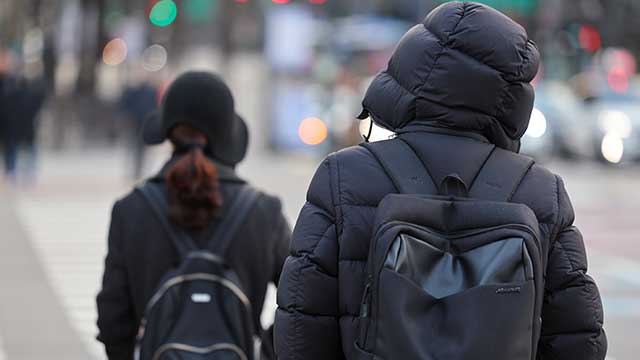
165;147;223;230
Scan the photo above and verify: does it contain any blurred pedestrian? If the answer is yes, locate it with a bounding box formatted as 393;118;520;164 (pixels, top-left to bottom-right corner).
97;72;290;360
119;74;158;180
17;78;46;184
275;2;606;360
0;51;44;186
0;50;19;183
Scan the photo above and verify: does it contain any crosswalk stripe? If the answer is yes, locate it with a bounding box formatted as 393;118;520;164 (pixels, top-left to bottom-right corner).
16;197;112;360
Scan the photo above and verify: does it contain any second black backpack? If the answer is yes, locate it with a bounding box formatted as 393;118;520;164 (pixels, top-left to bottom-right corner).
135;182;259;360
355;138;545;360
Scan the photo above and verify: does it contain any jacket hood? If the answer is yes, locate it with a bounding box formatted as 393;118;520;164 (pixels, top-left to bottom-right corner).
358;1;540;151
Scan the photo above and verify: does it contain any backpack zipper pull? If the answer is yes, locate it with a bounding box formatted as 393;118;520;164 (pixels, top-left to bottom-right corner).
360;278;372;318
358;277;374;350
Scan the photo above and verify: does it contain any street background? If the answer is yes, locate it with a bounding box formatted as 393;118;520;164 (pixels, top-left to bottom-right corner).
1;0;639;359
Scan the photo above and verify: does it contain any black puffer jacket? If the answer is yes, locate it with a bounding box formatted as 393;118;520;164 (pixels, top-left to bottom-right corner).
97;160;290;360
275;2;606;360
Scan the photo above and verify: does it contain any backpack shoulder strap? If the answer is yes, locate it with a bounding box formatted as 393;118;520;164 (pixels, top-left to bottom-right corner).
361;138;437;194
469;148;534;202
206;185;260;257
137;182;198;257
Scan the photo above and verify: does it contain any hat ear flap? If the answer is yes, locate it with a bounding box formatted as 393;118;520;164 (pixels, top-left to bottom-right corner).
142;111;166;145
208;114;249;167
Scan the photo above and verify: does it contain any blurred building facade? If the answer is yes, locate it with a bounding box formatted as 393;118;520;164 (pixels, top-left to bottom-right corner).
0;0;638;155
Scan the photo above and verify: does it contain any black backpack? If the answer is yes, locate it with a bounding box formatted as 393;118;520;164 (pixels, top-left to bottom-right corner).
355;139;545;360
135;182;260;360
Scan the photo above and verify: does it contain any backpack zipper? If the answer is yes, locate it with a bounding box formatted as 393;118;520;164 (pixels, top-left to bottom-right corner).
374;221;539;242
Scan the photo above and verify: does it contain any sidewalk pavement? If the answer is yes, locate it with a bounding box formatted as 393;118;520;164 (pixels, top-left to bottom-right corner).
0;190;92;360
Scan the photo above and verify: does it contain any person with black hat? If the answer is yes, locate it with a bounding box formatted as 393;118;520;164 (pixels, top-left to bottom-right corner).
96;71;290;360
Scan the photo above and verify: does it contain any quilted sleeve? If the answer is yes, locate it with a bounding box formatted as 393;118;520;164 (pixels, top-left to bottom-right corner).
274;156;344;360
537;176;607;360
96;200;136;360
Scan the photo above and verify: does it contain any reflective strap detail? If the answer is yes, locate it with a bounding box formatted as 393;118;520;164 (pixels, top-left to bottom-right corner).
146;273;250;312
186;251;225;265
135;272;252;345
152;342;248;360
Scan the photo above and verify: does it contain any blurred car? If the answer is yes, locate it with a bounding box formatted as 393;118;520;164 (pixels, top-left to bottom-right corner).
585;91;640;164
520;82;592;161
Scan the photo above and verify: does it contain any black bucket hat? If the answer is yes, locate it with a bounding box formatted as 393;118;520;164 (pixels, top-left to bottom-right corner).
143;71;249;166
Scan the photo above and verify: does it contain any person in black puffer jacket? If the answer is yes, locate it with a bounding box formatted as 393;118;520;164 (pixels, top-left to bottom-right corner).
274;2;607;360
97;72;290;360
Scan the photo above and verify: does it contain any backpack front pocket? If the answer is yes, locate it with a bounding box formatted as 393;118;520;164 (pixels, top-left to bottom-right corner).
367;228;536;360
375;268;534;360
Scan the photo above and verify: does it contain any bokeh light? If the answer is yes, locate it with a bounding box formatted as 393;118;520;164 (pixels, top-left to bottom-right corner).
272;0;291;4
607;66;630;93
299;117;328;145
578;25;601;53
525;108;547;138
149;0;178;27
142;44;168;72
598;110;632;139
102;38;128;66
601;135;624;164
603;48;637;77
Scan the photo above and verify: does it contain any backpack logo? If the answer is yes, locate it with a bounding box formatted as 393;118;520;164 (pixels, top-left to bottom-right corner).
496;286;521;294
191;293;212;303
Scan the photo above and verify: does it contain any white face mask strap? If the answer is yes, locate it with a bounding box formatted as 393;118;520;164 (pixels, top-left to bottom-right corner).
362;118;374;143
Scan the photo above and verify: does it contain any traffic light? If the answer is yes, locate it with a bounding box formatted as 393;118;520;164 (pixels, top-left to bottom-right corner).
149;0;178;27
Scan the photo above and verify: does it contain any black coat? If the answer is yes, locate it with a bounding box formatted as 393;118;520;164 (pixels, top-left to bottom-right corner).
275;3;606;360
97;160;291;360
0;75;45;146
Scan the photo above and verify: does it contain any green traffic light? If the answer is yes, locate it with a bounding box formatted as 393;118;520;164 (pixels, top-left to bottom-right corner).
149;0;178;27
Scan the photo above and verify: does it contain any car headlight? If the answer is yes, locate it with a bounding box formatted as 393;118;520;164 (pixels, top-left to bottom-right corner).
598;110;632;138
525;108;547;138
601;134;624;164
